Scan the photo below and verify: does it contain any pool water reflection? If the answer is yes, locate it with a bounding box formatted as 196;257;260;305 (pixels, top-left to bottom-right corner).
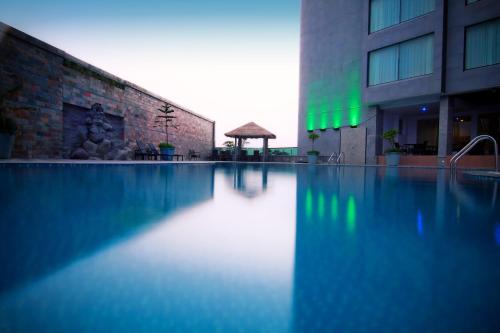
0;164;499;332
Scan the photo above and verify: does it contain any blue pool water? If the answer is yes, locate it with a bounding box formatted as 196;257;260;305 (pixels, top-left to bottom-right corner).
1;163;500;332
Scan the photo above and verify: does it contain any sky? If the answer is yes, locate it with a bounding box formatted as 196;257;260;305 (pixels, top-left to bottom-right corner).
0;0;301;147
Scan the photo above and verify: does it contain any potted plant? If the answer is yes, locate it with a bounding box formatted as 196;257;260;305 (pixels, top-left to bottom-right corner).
155;102;177;160
159;142;175;161
383;129;401;166
307;132;320;164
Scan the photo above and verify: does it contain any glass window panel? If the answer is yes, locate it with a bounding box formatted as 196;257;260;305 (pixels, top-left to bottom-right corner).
369;46;399;85
401;0;435;22
466;19;500;69
370;0;400;32
399;35;434;79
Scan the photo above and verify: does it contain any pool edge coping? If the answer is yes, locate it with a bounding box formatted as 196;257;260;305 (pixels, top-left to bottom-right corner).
0;159;496;172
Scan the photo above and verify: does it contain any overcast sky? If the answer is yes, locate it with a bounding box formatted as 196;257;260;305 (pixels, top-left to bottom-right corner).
0;0;300;147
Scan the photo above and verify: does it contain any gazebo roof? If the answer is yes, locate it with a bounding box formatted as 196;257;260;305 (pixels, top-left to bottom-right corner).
224;122;276;139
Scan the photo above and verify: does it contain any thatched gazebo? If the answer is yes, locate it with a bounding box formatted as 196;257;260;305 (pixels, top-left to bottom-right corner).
225;122;276;162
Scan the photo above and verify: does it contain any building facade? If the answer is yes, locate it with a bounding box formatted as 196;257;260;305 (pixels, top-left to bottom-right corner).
298;0;500;167
0;22;215;160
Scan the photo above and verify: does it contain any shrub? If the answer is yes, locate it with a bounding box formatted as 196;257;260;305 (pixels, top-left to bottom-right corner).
159;142;175;148
308;132;320;155
382;129;400;153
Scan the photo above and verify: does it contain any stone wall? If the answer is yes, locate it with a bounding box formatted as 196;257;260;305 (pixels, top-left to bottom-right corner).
0;22;215;159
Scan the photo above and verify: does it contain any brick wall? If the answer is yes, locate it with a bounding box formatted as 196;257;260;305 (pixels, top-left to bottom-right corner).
0;22;215;159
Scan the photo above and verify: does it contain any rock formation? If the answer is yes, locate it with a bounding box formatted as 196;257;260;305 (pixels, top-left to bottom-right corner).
70;103;132;160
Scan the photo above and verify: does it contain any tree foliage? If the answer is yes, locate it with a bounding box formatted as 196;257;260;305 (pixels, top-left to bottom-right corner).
154;103;177;145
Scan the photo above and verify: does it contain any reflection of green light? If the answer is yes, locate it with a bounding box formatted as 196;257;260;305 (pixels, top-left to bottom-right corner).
331;195;338;221
305;189;313;220
346;195;356;233
318;192;325;219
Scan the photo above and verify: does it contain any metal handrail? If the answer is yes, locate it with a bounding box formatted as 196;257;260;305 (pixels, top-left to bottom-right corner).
328;152;338;163
450;135;487;165
336;152;345;164
450;135;498;172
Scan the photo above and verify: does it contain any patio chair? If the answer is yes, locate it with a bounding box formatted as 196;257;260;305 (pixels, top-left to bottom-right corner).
188;149;201;160
413;141;428;155
135;140;154;160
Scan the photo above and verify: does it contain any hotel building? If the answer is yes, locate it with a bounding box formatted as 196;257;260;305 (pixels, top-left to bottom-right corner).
298;0;500;167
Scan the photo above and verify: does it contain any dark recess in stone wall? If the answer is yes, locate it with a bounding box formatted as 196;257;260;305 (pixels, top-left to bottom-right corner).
63;103;125;159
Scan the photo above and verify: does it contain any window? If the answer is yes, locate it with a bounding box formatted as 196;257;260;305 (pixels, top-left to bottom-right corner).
465;18;500;69
369;34;434;86
370;0;435;33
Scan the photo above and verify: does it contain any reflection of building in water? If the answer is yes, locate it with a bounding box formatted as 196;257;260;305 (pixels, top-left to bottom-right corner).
219;163;299;199
293;166;500;332
0;164;214;293
224;164;269;199
233;165;268;198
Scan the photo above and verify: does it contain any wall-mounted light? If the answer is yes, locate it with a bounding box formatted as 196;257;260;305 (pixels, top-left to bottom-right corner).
350;125;358;128
320;128;327;132
333;127;340;131
420;106;428;113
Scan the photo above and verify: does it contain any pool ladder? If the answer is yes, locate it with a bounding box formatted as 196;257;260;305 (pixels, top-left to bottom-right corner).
328;152;345;164
450;135;498;173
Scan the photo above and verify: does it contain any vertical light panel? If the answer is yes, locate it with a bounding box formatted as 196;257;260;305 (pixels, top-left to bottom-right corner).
347;67;362;126
306;81;322;131
319;96;329;131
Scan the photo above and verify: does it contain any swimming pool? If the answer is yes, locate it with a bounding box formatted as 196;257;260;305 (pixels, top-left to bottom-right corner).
1;163;499;332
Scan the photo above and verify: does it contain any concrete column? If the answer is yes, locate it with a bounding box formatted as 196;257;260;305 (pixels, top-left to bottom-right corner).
236;138;243;161
470;112;478;139
438;96;453;167
263;138;269;162
365;106;383;165
232;137;238;161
